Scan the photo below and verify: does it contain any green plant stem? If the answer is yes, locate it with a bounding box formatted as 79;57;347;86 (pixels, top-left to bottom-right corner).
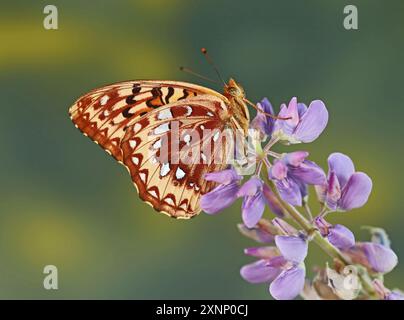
262;176;377;298
303;202;313;221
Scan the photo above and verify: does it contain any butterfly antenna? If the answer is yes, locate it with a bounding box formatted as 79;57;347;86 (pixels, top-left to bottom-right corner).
179;66;219;84
244;98;291;120
201;48;226;86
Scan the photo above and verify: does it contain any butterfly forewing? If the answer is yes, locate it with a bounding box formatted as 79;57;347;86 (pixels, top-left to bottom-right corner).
69;81;219;161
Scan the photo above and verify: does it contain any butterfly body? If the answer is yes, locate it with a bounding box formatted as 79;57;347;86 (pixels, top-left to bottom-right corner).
69;79;250;219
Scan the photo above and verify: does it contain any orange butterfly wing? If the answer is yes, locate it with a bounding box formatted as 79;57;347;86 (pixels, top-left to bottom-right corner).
69;80;236;219
69;80;222;162
120;95;234;218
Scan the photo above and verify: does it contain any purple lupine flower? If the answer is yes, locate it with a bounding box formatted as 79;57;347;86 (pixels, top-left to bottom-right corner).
238;218;297;244
201;168;242;214
244;246;279;259
272;217;298;236
240;235;308;300
250;98;275;139
316;153;372;211
314;216;355;250
272;97;328;144
271;235;308;300
373;279;404;300
240;259;282;284
361;242;398;274
269;151;326;206
237;177;267;228
202;172;268;228
237;220;276;243
346;242;398;274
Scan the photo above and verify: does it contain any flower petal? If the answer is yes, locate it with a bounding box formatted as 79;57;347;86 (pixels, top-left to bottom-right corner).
244;246;279;259
276;178;302;206
270;266;306;300
250;98;275;137
313;216;332;236
326;171;341;211
362;242;398;274
327;153;355;188
269;160;288;181
237;222;275;243
276;103;288;119
266;255;288;268
293;100;328;143
262;185;284;217
242;192;266;228
250;109;268;139
272;217;298;236
338;172;372;211
273;104;289;136
240;259;281;284
237;177;263;197
285;97;300;128
297;103;307;117
275;235;308;263
274;98;299;137
204;168;241;185
200;182;239;214
327;224;355;250
289;160;326;185
261;97;275;117
284;151;309;167
294;178;308;199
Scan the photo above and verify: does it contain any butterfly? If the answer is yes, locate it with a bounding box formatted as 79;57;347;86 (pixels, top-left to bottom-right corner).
68;50;267;219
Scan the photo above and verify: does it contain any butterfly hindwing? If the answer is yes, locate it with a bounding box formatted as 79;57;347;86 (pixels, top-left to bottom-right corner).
121;96;233;218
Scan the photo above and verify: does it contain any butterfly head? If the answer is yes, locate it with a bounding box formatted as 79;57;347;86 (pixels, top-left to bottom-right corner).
224;78;245;99
224;78;250;135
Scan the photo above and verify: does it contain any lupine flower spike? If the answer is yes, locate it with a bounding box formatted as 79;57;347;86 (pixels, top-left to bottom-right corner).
201;96;400;300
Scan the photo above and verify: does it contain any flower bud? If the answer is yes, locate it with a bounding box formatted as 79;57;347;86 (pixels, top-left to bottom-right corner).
346;242;398;274
272;217;297;236
361;242;398;274
237;219;277;243
244;246;279;259
314;217;355;250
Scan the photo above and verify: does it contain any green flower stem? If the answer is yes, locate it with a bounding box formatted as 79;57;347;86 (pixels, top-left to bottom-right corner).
303;201;313;221
262;175;377;298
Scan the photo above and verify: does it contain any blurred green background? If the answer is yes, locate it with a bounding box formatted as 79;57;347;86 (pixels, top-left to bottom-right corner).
0;0;403;299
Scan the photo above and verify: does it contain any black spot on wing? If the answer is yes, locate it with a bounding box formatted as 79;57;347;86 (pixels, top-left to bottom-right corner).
178;89;189;101
146;87;164;108
122;106;133;118
125;84;142;105
165;87;174;104
132;84;141;94
126;96;137;104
